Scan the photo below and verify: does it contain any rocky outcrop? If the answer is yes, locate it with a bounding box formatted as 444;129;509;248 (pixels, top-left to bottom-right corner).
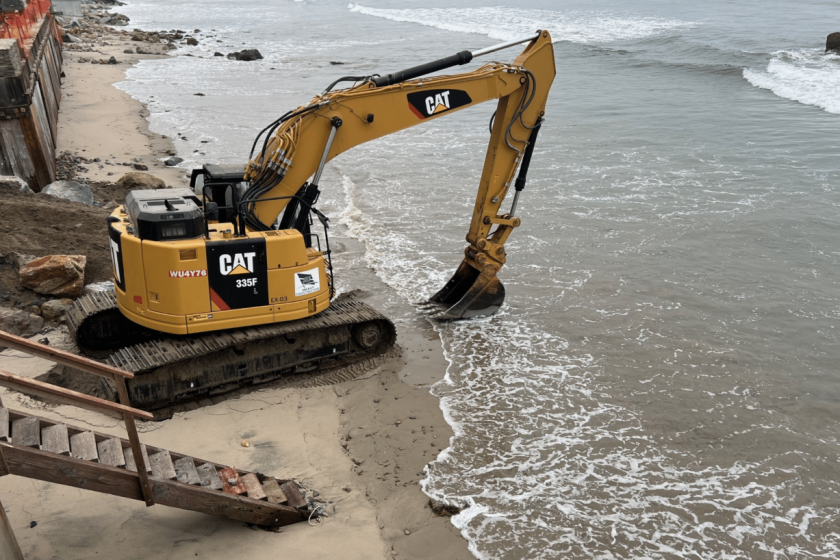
827;32;840;53
0;307;44;336
115;171;165;190
41;180;94;205
19;255;87;298
40;298;73;323
227;49;263;61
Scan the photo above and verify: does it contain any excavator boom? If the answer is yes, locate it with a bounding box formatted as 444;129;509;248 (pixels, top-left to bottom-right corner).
244;31;556;318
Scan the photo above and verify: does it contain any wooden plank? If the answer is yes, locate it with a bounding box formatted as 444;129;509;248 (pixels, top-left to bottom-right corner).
196;462;222;491
40;423;69;455
280;481;307;508
0;119;34;184
11;416;38;448
97;438;125;468
18;102;51;189
0;331;135;379
124;444;151;473
240;473;267;501
69;431;98;462
148;450;176;480
1;443;143;501
173;456;201;485
262;478;288;505
0;406;8;442
148;477;307;528
0;497;24;560
0;369;153;420
218;466;246;496
113;375;154;506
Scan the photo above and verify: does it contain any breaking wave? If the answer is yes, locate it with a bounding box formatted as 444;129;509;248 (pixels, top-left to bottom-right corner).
347;4;697;44
744;49;840;114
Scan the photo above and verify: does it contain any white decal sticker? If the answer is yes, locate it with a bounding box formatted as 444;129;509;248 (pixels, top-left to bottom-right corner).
294;268;321;296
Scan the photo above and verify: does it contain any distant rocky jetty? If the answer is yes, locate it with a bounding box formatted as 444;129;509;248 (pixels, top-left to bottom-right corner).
826;32;840;53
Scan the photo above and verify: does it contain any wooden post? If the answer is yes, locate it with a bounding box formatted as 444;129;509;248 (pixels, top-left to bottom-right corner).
113;376;155;507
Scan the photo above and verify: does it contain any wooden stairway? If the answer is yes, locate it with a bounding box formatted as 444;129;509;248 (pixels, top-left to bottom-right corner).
0;331;314;530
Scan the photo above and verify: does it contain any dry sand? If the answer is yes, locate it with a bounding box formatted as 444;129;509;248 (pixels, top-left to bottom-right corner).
0;22;472;560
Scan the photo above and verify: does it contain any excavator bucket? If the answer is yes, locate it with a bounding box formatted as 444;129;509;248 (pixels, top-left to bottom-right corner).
422;261;506;320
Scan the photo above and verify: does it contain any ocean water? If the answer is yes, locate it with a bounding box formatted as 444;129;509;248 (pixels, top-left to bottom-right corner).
114;0;840;558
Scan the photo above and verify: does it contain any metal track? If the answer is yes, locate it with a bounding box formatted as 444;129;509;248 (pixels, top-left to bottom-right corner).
67;292;397;410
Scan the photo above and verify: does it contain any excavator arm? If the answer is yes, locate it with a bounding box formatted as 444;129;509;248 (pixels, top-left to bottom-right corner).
243;31;556;318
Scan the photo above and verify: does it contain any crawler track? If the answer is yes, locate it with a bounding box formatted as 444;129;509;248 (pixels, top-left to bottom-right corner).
67;292;396;410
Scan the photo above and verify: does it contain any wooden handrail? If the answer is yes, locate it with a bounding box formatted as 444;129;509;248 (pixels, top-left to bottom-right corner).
0;330;134;379
0;370;153;420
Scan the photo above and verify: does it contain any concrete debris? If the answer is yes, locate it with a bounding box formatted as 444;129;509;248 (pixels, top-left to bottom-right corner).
0;307;44;336
41;180;94;205
19;255;87;298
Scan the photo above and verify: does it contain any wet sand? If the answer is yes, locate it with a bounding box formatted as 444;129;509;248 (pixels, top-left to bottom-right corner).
0;23;471;560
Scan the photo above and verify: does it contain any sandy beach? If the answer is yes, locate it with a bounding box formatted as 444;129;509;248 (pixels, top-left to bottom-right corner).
0;10;471;560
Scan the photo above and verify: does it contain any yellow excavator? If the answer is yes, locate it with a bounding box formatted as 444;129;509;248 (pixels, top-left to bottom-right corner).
67;31;556;410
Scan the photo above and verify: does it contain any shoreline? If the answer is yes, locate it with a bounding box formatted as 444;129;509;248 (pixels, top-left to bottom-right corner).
0;5;472;560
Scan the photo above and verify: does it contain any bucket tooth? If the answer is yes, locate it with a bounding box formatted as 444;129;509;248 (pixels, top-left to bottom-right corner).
427;260;505;320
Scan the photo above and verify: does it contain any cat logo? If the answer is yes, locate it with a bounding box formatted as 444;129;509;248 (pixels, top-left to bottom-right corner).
219;252;256;276
407;89;472;120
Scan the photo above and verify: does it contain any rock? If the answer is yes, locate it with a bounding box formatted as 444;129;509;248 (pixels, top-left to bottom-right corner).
123;49;134;54
0;307;44;337
827;32;840;53
330;61;345;65
19;255;86;298
404;530;410;536
40;298;73;323
82;281;114;295
63;34;83;44
0;175;33;193
428;499;461;517
133;163;148;171
99;16;112;24
193;92;204;96
7;252;37;268
186;37;198;46
164;156;183;166
116;171;165;190
227;49;263;61
213;52;223;57
136;44;166;55
41;180;94;205
108;56;117;64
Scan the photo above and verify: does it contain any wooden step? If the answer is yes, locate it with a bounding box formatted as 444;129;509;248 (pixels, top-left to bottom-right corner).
96;438;125;467
196;462;222;490
0;406;9;442
69;431;98;462
219;466;246;495
262;478;288;505
124;444;151;473
148;450;176;480
40;424;69;455
173;457;201;485
240;473;266;500
11;417;39;448
280;481;307;508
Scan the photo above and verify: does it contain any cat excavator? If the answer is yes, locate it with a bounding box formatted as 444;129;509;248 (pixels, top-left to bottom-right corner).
67;31;556;410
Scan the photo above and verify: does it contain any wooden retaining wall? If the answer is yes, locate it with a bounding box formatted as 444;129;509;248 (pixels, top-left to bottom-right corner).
0;12;61;191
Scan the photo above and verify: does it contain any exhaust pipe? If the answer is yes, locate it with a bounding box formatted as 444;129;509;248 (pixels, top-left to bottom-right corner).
423;261;505;320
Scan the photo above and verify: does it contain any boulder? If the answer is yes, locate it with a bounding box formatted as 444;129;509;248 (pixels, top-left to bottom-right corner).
227;49;263;61
133;163;149;171
19;255;87;298
41;180;94;205
116;171;165;190
186;37;198;46
164;156;183;166
0;175;33;193
827;32;840;53
214;52;223;57
40;298;74;323
0;307;44;337
136;44;167;55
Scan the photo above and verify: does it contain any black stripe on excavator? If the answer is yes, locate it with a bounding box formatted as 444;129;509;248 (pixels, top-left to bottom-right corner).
371;50;472;88
407;89;473;120
107;221;126;293
206;238;269;310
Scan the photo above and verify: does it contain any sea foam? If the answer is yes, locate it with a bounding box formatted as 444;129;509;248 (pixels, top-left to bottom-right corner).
347;3;697;44
744;49;840;114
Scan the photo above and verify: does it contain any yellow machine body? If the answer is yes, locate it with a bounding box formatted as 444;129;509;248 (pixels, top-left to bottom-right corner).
109;214;329;335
